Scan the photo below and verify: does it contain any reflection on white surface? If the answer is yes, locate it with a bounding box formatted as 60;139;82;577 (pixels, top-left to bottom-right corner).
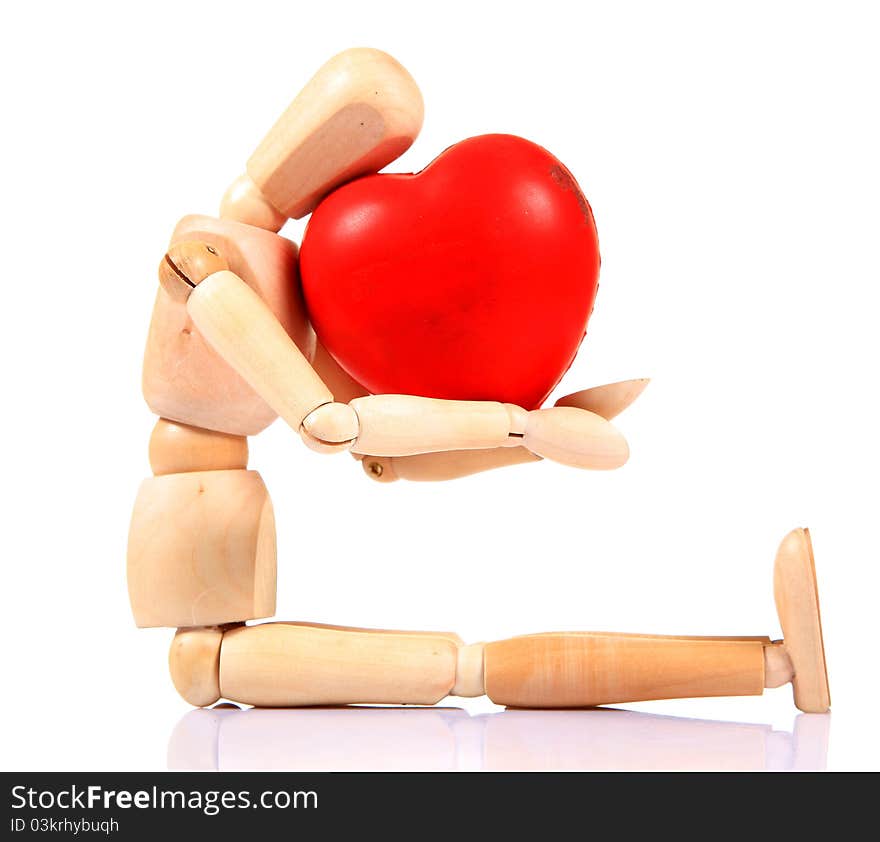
168;706;830;771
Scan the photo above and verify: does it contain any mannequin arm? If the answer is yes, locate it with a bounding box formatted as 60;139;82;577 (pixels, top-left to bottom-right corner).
219;48;424;229
161;243;631;470
358;379;649;481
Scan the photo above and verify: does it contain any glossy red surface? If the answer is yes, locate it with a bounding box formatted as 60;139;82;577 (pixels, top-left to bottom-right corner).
300;134;601;409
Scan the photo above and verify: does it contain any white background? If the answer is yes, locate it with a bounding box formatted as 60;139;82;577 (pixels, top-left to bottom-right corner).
2;0;877;770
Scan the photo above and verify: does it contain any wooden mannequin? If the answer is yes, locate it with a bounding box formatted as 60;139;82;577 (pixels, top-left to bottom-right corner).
129;48;829;714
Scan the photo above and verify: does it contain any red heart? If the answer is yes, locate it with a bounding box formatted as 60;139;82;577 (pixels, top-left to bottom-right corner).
300;134;600;410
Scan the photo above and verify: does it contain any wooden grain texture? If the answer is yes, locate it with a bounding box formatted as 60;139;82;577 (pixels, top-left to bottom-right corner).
773;528;830;712
522;407;629;469
355;380;645;482
484;633;765;708
526;631;771;642
142;215;310;436
127;470;276;628
555;378;650;420
219;173;287;231
168;627;223;707
246;48;423;220
300;402;359;452
452;642;485;697
187;270;333;432
267;620;462;647
361;446;541;483
763;642;794;688
219;623;457;707
158;240;229;303
350;395;512;456
149;419;248;475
